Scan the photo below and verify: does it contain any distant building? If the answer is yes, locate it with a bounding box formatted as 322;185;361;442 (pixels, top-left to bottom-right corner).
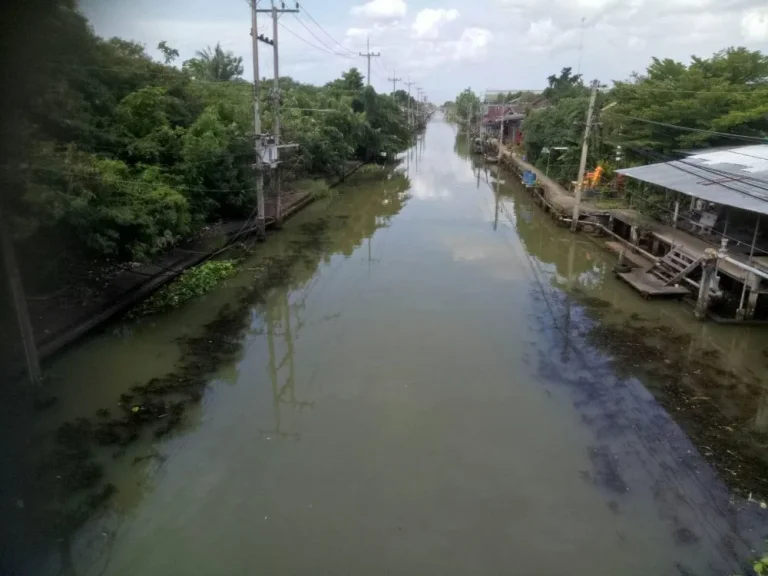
483;89;543;103
480;104;525;144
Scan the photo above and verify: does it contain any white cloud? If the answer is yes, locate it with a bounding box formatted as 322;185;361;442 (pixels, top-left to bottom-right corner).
350;0;407;22
522;18;580;54
454;28;493;61
626;36;646;50
412;8;460;39
346;27;370;40
742;8;768;42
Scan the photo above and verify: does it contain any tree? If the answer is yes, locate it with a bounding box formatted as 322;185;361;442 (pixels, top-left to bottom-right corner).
182;42;243;82
522;96;593;181
454;88;481;127
609;47;768;153
5;0;412;283
326;67;365;92
157;41;179;65
543;67;587;103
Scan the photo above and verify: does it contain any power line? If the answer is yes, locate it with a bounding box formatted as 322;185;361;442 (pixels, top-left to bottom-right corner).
613;85;767;96
290;13;354;57
297;3;357;55
618;141;768;195
23;164;260;193
611;143;768;239
278;21;353;58
606;111;768;144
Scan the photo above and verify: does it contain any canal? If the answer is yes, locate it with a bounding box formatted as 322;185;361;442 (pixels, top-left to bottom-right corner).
6;115;768;575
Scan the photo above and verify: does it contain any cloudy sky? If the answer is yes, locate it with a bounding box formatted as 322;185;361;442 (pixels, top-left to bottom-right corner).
81;0;768;102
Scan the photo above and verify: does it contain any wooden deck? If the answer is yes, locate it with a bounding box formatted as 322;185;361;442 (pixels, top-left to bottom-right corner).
616;269;690;299
611;209;761;284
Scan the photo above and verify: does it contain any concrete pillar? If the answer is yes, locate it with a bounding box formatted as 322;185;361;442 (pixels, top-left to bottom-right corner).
746;272;761;320
694;248;719;320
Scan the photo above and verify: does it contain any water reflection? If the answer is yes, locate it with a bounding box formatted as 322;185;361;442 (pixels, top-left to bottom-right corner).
3;167;412;576
261;292;313;442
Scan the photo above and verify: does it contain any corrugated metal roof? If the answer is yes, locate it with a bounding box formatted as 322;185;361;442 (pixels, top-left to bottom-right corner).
617;145;768;216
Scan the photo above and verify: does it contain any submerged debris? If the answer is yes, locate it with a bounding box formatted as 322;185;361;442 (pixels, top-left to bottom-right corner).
586;318;768;499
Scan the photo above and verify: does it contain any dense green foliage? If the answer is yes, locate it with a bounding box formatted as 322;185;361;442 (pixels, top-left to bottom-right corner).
609;47;768;152
3;0;411;270
542;67;588;104
182;43;244;82
129;260;238;317
521;97;596;182
519;47;768;184
453;88;482;127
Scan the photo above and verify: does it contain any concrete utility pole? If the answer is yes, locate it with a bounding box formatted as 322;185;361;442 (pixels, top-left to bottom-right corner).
404;78;415;129
359;37;380;87
571;79;599;232
0;207;41;385
416;87;423;124
257;0;299;226
388;69;401;95
250;0;266;238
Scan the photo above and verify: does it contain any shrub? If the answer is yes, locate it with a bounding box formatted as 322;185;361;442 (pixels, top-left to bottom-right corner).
129;259;238;317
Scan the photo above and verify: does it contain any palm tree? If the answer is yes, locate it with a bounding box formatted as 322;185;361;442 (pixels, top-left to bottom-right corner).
184;42;244;81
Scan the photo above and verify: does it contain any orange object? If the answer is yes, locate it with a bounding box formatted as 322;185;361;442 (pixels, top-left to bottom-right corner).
584;165;603;188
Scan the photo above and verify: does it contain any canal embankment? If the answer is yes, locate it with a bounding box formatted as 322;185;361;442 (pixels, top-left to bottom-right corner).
29;163;376;362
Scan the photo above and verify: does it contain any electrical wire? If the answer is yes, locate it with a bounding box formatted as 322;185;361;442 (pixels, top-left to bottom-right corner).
612;85;767;96
290;13;354;57
617;141;768;197
604;141;768;254
606;111;768;144
23;164;259;193
278;21;353;58
296;4;357;55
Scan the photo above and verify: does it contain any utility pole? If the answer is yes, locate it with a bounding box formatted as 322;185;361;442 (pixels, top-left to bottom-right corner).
257;0;299;227
388;69;401;95
404;78;415;129
416;87;423;125
0;207;41;385
571;79;599;232
250;0;265;239
359;37;380;87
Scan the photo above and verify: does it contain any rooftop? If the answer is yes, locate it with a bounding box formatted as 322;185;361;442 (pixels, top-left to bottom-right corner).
617;144;768;216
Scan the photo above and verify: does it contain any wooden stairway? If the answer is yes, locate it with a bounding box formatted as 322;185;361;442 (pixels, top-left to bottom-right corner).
647;247;701;286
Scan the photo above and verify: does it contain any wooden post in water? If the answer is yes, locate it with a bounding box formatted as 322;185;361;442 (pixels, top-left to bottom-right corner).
746;272;761;320
694;248;719;320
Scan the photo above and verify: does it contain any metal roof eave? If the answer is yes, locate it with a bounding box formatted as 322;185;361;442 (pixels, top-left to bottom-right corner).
617;162;768;217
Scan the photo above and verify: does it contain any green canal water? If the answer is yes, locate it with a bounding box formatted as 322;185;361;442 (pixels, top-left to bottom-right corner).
5;116;768;576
